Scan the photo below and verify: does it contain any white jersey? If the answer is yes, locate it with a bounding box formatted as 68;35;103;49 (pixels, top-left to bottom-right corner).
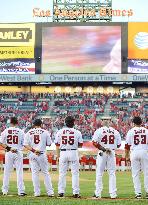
92;126;121;150
0;127;25;151
54;127;83;150
126;126;148;151
24;128;52;152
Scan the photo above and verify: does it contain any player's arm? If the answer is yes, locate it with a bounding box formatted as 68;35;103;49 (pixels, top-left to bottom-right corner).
92;130;107;152
0;131;16;152
56;145;60;159
24;134;41;155
125;144;131;161
125;131;131;161
78;132;83;148
24;144;41;156
92;141;106;152
54;131;60;160
116;131;122;148
46;132;52;147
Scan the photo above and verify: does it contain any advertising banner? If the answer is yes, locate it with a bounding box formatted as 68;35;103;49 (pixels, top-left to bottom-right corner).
128;60;148;73
0;59;35;74
0;74;147;83
0;23;35;61
0;47;34;59
128;23;148;59
0;23;35;47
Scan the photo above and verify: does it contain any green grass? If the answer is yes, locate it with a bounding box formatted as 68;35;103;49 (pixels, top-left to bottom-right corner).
0;171;147;205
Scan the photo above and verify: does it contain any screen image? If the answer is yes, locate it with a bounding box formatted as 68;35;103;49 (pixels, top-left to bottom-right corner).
128;59;148;73
0;59;35;74
42;26;121;73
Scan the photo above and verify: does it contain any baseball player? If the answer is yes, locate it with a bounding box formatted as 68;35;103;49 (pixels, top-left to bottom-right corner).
92;117;121;199
125;116;148;199
0;117;26;196
55;116;83;198
24;119;54;197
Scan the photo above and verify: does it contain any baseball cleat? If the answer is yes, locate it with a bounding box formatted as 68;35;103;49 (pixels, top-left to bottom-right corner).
58;193;64;198
48;194;54;197
146;193;148;199
73;194;81;198
2;192;7;196
110;193;117;199
18;193;27;196
93;194;101;199
34;194;40;197
135;193;142;199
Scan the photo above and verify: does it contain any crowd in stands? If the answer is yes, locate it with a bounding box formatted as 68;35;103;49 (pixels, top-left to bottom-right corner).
0;92;147;140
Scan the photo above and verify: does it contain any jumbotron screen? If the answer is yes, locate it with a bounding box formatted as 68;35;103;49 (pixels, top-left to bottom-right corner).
42;26;121;74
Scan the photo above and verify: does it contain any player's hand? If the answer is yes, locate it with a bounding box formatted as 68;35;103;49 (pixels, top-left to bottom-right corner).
125;157;130;162
11;148;17;153
34;150;41;156
56;157;59;164
106;148;111;155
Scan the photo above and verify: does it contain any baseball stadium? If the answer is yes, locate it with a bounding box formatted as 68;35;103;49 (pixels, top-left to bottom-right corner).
0;1;148;205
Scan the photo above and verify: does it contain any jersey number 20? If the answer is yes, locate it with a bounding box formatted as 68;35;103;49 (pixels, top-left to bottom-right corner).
7;135;18;144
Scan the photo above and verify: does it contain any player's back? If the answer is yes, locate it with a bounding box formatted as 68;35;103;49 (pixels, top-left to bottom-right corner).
55;127;82;150
25;128;51;152
94;126;121;150
1;127;24;150
126;126;148;150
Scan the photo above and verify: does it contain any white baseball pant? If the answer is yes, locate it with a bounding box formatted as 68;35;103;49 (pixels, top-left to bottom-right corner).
2;151;25;195
95;151;117;197
130;149;148;194
29;152;54;196
58;150;80;195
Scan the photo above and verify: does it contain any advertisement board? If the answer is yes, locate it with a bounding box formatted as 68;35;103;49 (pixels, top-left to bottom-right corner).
0;59;35;74
128;23;148;59
0;23;35;47
0;47;34;59
128;60;148;73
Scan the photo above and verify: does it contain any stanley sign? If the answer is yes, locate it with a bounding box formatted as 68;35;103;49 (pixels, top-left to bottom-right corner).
0;23;35;46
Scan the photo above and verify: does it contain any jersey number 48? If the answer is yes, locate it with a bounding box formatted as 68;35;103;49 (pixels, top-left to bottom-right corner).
101;135;115;144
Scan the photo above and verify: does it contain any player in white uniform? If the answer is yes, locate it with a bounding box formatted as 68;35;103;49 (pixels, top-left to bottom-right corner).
55;116;83;198
24;119;54;197
125;116;148;199
0;117;26;196
92;117;121;199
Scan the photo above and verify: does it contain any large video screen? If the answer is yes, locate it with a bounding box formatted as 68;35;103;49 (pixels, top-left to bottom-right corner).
42;26;121;73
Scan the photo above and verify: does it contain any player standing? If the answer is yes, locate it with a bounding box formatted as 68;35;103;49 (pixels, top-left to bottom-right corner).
55;116;83;198
92;117;121;199
0;117;26;196
125;116;148;199
24;119;54;197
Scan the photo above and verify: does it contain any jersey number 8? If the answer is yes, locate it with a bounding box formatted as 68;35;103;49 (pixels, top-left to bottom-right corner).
34;135;40;144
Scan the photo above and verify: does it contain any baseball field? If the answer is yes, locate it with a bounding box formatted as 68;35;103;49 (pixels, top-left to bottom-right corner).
0;171;147;205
